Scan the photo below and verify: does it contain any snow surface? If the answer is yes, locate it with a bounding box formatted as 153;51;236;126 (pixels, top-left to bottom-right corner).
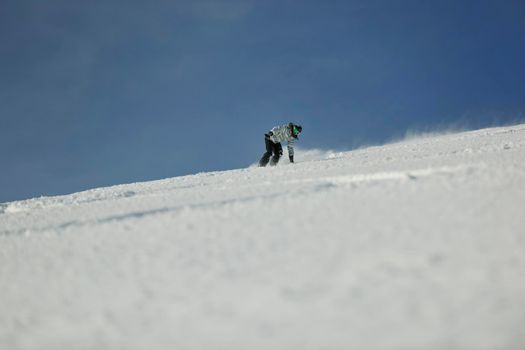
1;124;525;350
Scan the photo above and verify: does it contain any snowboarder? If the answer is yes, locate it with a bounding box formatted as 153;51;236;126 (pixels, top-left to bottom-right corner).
259;123;302;166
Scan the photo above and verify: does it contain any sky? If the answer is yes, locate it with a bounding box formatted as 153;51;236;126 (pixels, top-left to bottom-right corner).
1;0;524;203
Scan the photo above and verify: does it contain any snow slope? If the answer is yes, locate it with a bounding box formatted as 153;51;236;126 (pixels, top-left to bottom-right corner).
1;124;525;350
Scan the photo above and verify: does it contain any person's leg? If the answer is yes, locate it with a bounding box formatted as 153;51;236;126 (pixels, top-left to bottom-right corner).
259;135;273;167
270;142;283;165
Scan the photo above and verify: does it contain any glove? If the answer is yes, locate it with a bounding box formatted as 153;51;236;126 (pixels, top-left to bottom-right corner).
289;155;294;163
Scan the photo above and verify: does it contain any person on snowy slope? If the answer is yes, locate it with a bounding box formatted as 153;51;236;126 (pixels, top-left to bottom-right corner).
259;123;302;166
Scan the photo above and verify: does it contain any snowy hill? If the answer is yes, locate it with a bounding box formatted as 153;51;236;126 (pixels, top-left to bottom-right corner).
1;124;525;350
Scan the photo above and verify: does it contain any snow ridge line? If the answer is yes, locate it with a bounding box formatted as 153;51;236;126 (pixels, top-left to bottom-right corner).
1;190;139;214
0;164;481;236
0;192;289;237
286;164;482;188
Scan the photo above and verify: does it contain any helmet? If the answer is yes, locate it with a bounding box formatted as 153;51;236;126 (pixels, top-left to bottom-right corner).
291;123;302;136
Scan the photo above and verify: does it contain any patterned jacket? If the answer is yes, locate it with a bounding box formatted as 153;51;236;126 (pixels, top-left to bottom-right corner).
268;124;296;157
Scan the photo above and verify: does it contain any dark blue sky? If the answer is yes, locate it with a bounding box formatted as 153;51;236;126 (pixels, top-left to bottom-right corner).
1;0;524;202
